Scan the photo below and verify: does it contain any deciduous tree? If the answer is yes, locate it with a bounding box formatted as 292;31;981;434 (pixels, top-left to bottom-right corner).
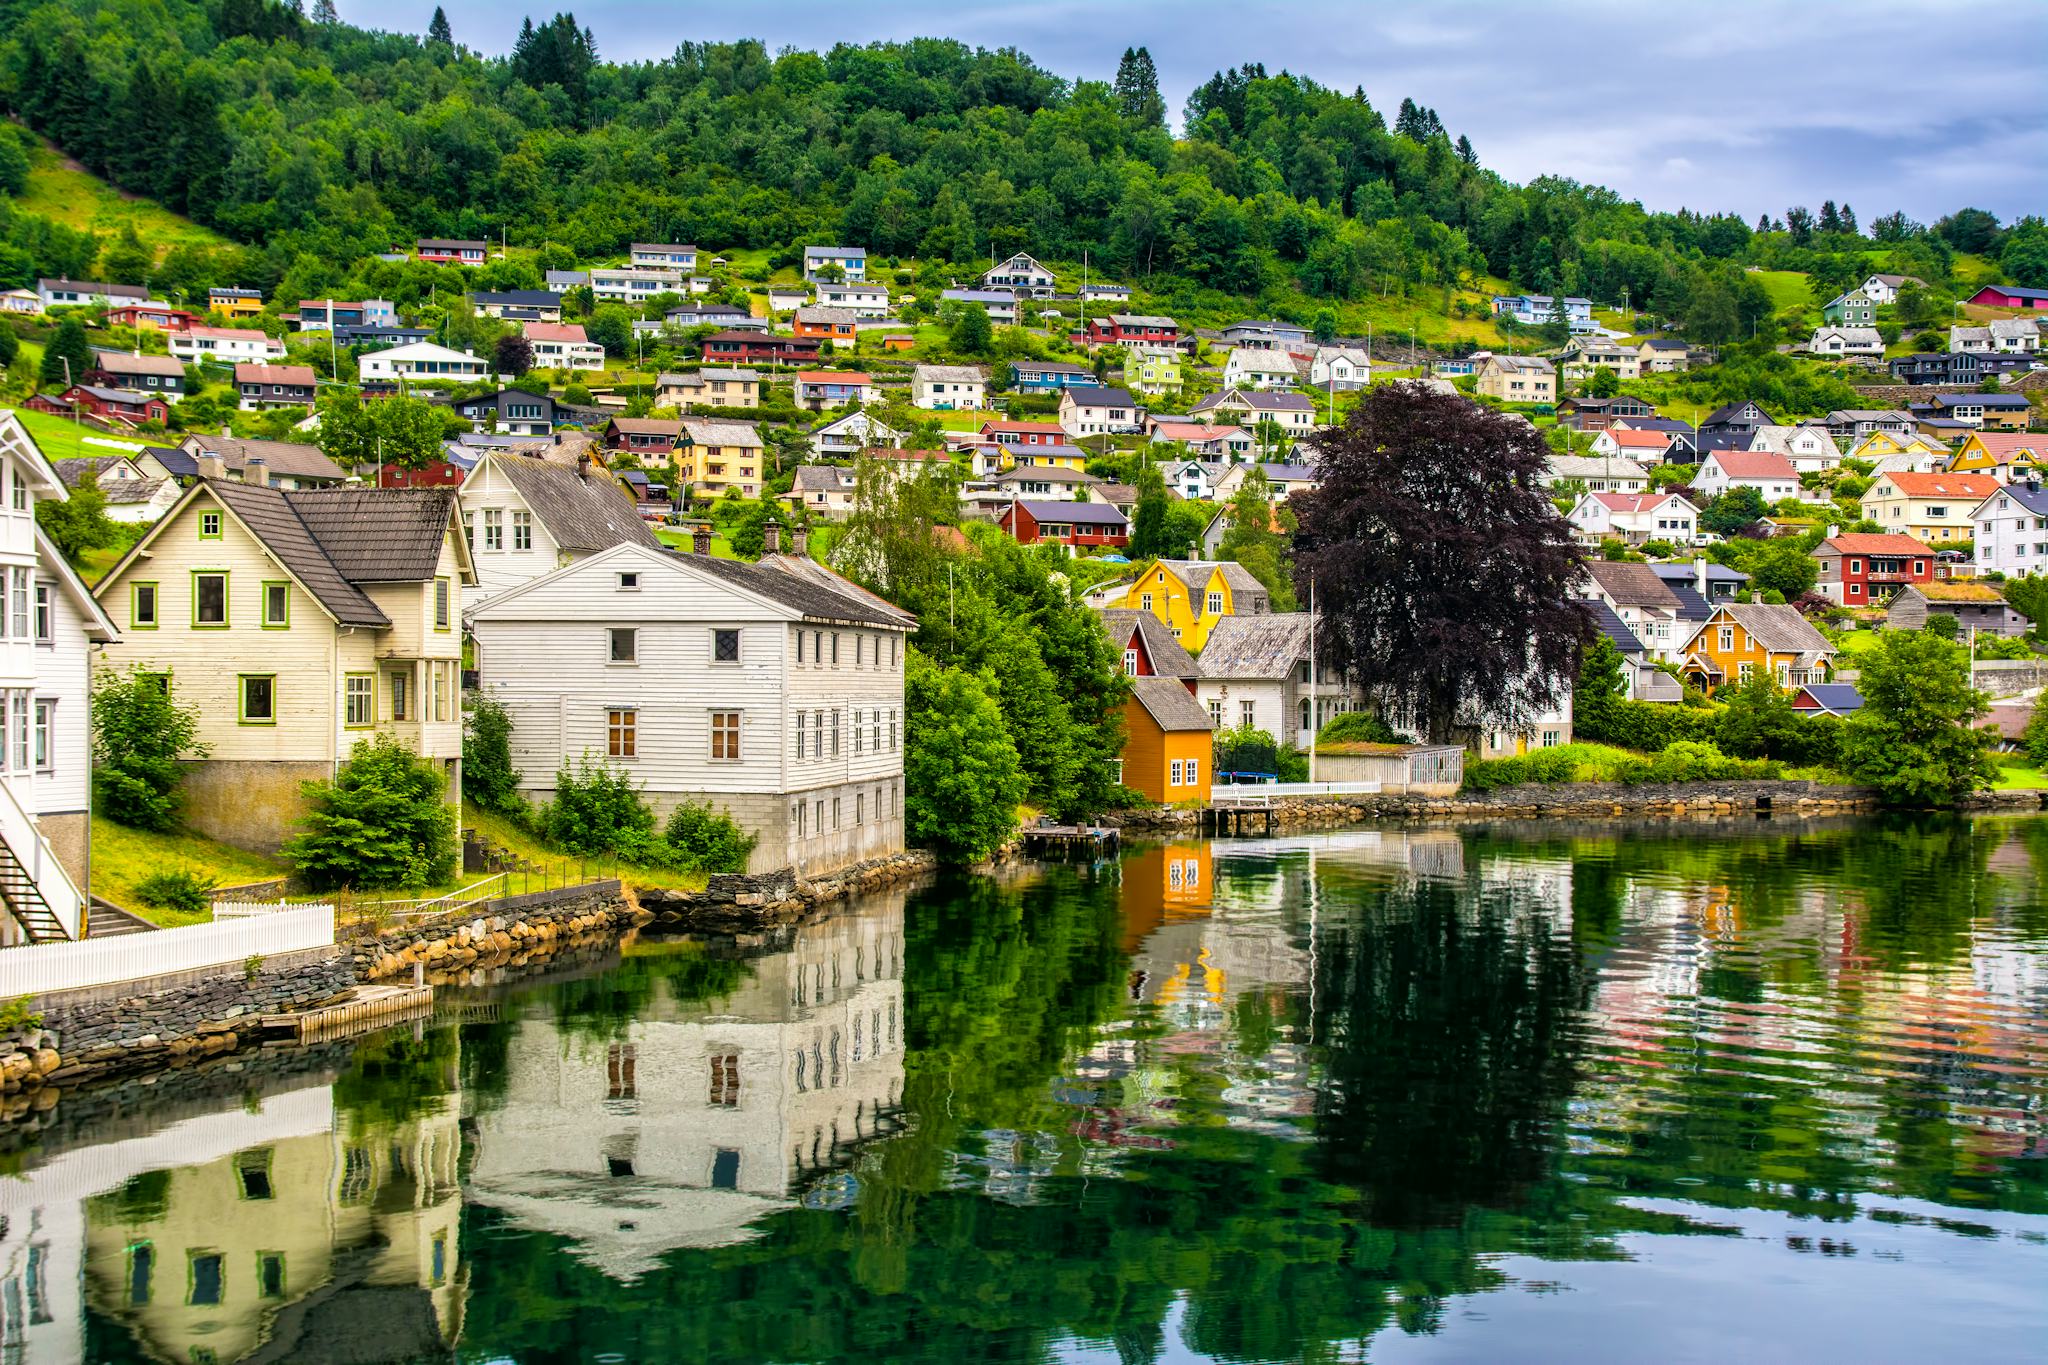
1291;383;1586;744
1840;631;1997;805
904;650;1025;862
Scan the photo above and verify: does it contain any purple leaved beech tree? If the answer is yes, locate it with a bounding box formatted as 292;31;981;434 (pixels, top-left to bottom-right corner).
1290;382;1587;745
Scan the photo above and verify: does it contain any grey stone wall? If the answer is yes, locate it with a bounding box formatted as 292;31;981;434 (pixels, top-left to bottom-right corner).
344;882;634;982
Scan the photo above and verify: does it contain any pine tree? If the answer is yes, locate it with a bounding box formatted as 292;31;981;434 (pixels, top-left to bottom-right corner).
427;5;452;45
1818;200;1841;234
39;319;91;391
312;0;339;25
1112;47;1165;128
1839;203;1859;236
1455;134;1476;165
1394;97;1423;140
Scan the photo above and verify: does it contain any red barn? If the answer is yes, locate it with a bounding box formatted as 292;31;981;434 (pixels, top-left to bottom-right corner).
1084;313;1179;346
1812;532;1932;606
1967;285;2048;310
29;385;168;425
997;499;1129;549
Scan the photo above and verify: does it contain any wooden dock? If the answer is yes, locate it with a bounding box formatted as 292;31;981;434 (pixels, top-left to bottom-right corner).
1203;791;1277;836
260;983;436;1043
1020;824;1121;859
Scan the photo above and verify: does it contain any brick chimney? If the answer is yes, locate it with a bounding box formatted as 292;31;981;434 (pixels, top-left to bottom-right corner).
792;525;809;558
577;451;597;480
762;520;782;555
692;523;712;555
246;455;268;488
196;451;228;481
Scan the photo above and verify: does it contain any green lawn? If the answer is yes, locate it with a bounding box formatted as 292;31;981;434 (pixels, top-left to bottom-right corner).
11;125;234;255
11;406;152;463
1992;759;2048;790
1751;269;1813;313
90;817;292;926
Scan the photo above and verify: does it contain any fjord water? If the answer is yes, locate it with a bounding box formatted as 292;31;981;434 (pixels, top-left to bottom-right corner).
17;817;2048;1364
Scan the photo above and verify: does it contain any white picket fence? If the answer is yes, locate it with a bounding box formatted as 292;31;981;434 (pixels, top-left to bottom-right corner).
212;900;334;921
0;906;336;997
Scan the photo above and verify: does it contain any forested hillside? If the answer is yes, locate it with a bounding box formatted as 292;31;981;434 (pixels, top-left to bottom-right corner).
0;0;2041;336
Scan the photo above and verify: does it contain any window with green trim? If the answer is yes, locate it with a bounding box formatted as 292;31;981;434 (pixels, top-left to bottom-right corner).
344;674;374;728
198;509;223;539
188;1250;224;1306
235;1148;274;1199
261;582;289;628
131;582;159;629
256;1252;286;1299
239;676;276;725
434;578;451;630
193;572;227;627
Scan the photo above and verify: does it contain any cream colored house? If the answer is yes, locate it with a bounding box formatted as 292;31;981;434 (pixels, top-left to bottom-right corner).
1858;471;2002;545
92;474;473;851
656;368;762;410
1475;354;1556;403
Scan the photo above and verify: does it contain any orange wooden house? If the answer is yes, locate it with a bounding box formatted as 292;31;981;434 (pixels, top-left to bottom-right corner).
1122;677;1213;803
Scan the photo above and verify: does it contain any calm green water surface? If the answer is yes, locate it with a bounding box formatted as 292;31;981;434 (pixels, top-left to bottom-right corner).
12;816;2048;1364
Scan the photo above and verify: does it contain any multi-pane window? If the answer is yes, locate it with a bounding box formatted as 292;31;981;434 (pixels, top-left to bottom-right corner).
713;629;740;662
854;709;863;755
33;583;51;642
889;708;898;751
711;711;741;760
344;675;373;727
512;510;533;549
811;709;824;759
482;508;504;550
1124;649;1138;676
434;579;451;629
33;699;52;771
199;510;222;539
1240;699;1255;728
608;709;637;759
131;582;158;628
793;710;806;757
433;662;451;722
9;568;28;638
831;709;841;756
194;573;227;626
709;1052;740;1107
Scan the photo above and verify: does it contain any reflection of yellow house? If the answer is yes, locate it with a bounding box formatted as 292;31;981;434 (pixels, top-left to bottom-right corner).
83;1103;465;1364
1118;559;1272;651
1117;841;1216;949
1679;602;1835;695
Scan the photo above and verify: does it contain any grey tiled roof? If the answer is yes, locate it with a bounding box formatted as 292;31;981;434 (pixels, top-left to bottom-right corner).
671;551;915;629
181;434;345;483
1587;561;1683;610
1099;608;1200;681
205;483;387;626
288;487;460;583
1582;598;1646;655
1198;613;1313;680
1721;603;1831;658
1131;675;1214;732
1157;559;1270;606
493;454;662;555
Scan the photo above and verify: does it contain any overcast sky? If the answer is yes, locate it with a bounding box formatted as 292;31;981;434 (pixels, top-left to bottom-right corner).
364;0;2046;223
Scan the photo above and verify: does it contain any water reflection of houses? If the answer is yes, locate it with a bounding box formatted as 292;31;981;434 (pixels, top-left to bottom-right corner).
465;898;907;1281
3;1080;463;1365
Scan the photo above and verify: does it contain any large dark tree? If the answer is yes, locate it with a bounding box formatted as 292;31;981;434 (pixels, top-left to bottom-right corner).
426;5;452;45
1111;47;1164;128
493;331;532;376
1290;383;1585;744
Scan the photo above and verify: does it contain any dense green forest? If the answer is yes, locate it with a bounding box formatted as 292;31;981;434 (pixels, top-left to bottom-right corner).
0;0;2041;337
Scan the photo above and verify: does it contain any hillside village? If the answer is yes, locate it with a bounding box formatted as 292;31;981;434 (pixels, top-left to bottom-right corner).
0;10;2043;947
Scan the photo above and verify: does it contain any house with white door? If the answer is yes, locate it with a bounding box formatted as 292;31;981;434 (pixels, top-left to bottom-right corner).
1222;348;1301;392
458;449;663;608
1307;347;1372;390
0;413;118;943
522;321;606;371
468;535;916;877
1691;449;1803;503
1566;491;1699;546
1059;387;1142;438
911;365;986;411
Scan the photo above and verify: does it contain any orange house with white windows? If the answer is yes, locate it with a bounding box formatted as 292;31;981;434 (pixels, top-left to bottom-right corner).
1122;677;1213;803
1679;603;1836;694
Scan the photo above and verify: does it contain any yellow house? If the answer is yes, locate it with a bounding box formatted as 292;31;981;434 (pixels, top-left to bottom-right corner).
1848;429;1948;462
92;476;473;851
1859;471;2002;544
1679;603;1835;695
1122;677;1213;804
1118;559;1272;652
207;287;265;320
676;417;765;500
1013;446;1089;472
1947;432;2045;480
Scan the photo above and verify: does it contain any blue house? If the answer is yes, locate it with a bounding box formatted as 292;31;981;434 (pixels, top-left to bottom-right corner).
1013;360;1096;392
804;246;869;283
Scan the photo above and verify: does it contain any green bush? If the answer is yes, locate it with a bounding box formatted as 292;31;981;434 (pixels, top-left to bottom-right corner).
540;757;655;857
1617;740;1781;785
1316;711;1403;745
1461;748;1577;793
283;735;459;891
131;869;220;917
664;802;758;874
462;693;524;816
91;666;210;832
1576;696;1721;750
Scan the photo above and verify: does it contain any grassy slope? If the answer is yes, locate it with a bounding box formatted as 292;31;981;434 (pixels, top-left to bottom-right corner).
9;406;150;462
12;127;235;255
90;817;291;926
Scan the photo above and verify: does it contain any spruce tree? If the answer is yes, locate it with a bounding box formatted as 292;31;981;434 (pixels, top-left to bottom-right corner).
428;5;452;45
313;0;339;23
1112;47;1164;128
38;318;90;390
1455;134;1476;165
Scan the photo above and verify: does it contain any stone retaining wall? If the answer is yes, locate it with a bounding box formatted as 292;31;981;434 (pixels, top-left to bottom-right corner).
640;850;936;932
346;881;635;983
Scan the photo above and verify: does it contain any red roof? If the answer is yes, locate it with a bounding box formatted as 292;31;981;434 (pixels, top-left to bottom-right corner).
1153;422;1245;442
796;371;872;384
982;420;1066;435
1962;433;2044;458
234;363;316;385
1879;472;2001;497
1819;533;1929;555
1591;492;1686;512
1605;429;1672;449
523;322;588;343
1708;450;1798;479
186;325;273;342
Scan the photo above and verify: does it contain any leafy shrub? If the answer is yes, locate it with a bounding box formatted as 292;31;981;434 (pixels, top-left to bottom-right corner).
540;757;655;856
1576;696;1721;750
1316;711;1402;745
284;736;460;891
92;666;209;831
1617;740;1781;785
2026;701;2048;767
132;869;220;917
1924;613;1960;639
1461;748;1578;792
463;693;524;816
664;802;758;874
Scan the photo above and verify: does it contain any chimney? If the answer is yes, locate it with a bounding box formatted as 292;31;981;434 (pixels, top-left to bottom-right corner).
792;525;810;558
692;523;712;555
197;452;228;481
1693;555;1708;599
577;452;596;481
762;520;782;555
1824;524;1838;542
246;455;268;487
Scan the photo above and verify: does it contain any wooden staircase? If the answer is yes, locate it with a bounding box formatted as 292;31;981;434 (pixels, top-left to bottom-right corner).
0;837;70;943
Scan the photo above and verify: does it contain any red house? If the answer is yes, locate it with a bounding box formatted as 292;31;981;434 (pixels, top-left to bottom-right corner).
980;419;1068;447
28;385;169;425
1084;313;1179;346
417;238;488;265
1812;532;1932;606
701;331;821;364
105;301;197;332
997;499;1129;549
1967;285;2048;311
380;461;468;488
1099;609;1199;686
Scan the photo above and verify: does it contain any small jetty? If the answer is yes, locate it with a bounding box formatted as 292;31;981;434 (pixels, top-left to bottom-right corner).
260;983;436;1044
1021;824;1121;859
1203;791;1277;837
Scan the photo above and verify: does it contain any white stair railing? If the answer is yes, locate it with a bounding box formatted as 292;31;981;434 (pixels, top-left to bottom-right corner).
0;775;83;940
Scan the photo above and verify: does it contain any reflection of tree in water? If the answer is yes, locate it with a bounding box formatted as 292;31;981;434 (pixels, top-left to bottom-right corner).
1308;877;1594;1227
